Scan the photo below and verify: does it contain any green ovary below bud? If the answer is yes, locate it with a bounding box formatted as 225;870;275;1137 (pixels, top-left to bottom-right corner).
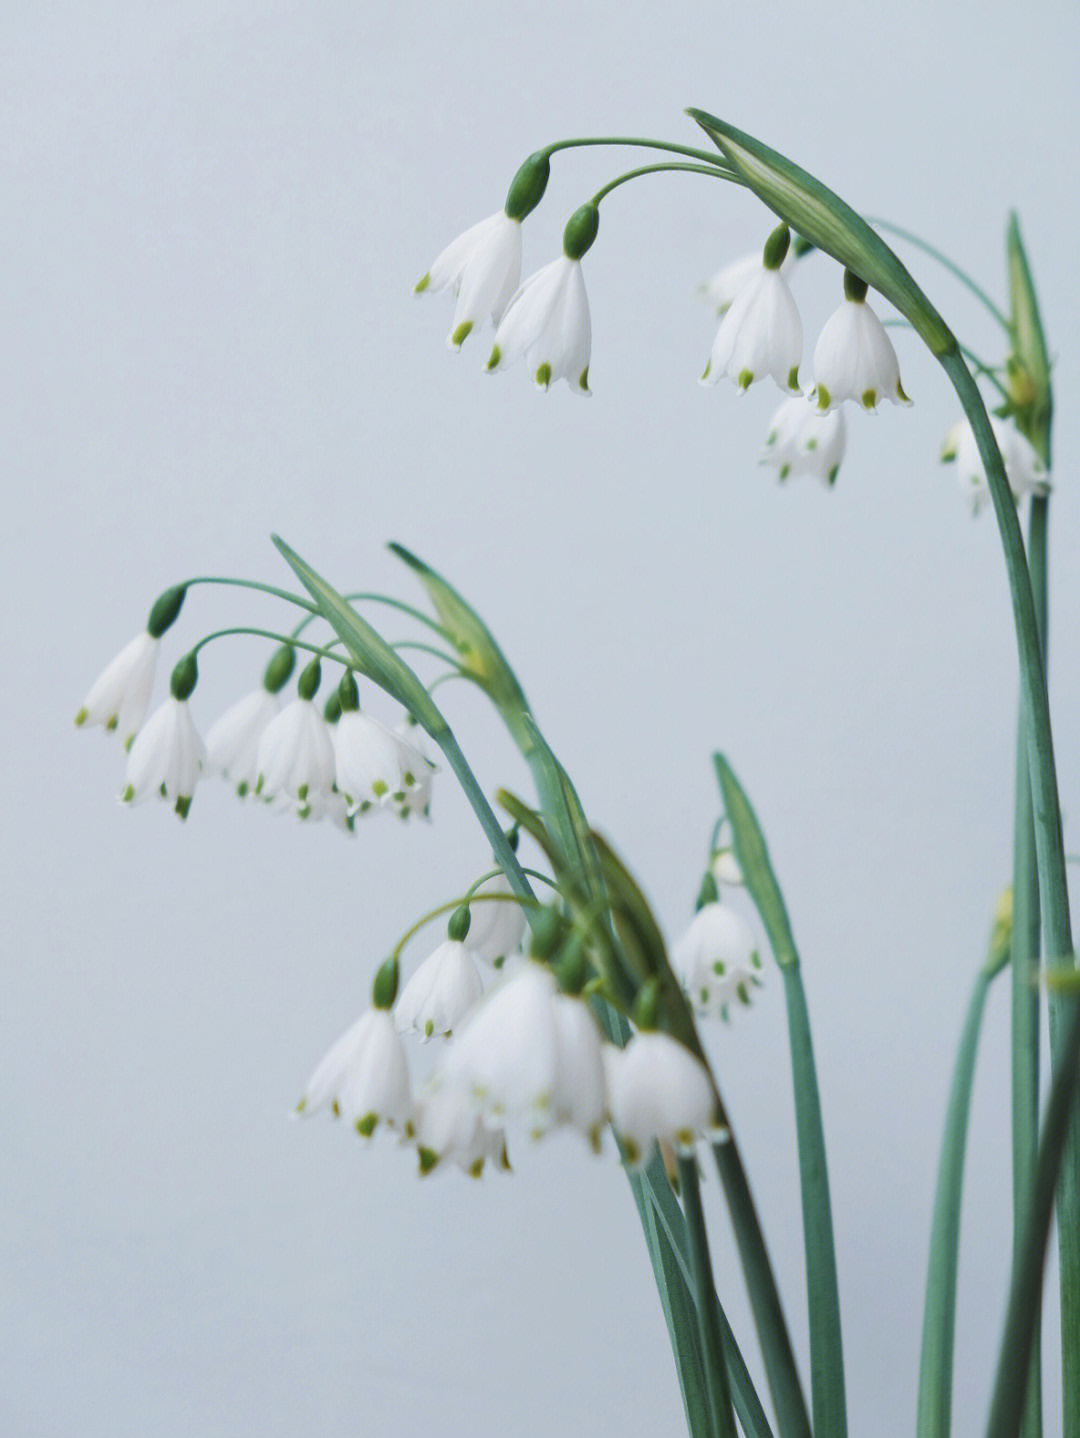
632;976;663;1031
447;904;472;943
562;203;599;261
337;670;360;712
372;955;400;1010
170;652;198;701
297;656;321;701
762;223;791;271
147;584;187;639
504;150;551;222
843;270;869;303
262;643;296;694
323;690;342;724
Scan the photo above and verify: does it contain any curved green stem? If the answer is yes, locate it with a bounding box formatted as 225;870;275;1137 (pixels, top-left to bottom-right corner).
868;219;1010;330
546;135;736;170
391;889;541;962
464;866;557;901
391;639;465;668
590;162;740;207
190;627;347;667
183;575;317;612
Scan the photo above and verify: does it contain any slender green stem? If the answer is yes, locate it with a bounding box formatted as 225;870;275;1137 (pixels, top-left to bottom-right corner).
678;1156;737;1438
546;136;736;170
917;960;1004;1438
868;219;1010;329
391;639;464;668
939;353;1077;1433
590;162;739;207
183;575;317;612
291;591;455;643
464;866;557;901
190;627;346;667
391;890;540;961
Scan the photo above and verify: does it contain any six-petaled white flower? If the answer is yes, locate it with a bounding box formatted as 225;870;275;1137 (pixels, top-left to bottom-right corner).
463;872;526;967
701;263;803;394
604;1032;720;1170
702;248;793;316
297;1007;413;1136
396;939;484;1040
761;395;847;486
256;696;336;807
121;696;206;819
207;689;281;797
486;256;592;393
812;282;911;412
941;415;1050;516
416;211;523;350
672;902;763;1019
334;709;433;813
413;1084;510;1178
76;632;159;748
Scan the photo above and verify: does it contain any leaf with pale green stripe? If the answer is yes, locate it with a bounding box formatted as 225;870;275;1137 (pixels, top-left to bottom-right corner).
687;109;956;357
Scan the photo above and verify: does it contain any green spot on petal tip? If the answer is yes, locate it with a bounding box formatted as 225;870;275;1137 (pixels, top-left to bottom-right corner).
418;1147;439;1175
861;389;877;410
450;319;473;349
175;795;192;820
74;708;88;727
121;784;135;803
414;273;430;293
535;362;552;389
105;715;118;732
815;385;831;411
737;368;754;390
485;344;501;371
788;367;800;392
356;1114;377;1138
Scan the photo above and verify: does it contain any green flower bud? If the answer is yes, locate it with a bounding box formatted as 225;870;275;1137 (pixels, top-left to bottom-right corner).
447;903;472;943
323;689;342;724
762;223;791;271
297;656;321;702
504;150;551;222
169;652;198;701
262;643;296;695
562;203;599;262
146;584;187;639
371;955;400;1010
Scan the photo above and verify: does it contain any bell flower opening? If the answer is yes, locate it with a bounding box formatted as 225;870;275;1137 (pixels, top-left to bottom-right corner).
416;210;523;350
485;256;592;394
296;1007;413;1137
76;631;159;748
121;696;206;819
812;296;912;412
700;265;802;394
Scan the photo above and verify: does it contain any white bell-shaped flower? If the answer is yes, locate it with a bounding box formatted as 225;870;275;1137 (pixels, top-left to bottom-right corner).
396;939;484;1040
256;696;336;806
121;696;206;819
206;689;281;797
393;717;436;820
604;1032;720;1170
296;1007;412;1136
463;872;527;967
672;902;763;1019
703;248;793;315
761;395;847;486
486;255;592;394
941;415;1050;516
335;709;432;813
549;995;608;1149
413;1084;510;1177
76;631;159;748
416;210;523;350
701;227;802;394
812;278;912;412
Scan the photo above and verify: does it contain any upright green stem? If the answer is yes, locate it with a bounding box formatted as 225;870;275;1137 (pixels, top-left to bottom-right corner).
678;1157;737;1438
938;353;1077;1433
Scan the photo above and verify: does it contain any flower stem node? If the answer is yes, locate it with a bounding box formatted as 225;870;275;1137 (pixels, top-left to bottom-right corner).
76;631;159;747
296;1006;412;1136
605;1032;720;1171
372;955;400;1010
486;256;592;394
762;223;791;271
447;904;472;944
262;644;296;695
146;584;187;639
504;150;551;222
297;657;322;702
811;286;912;412
701;256;803;394
169;652;199;702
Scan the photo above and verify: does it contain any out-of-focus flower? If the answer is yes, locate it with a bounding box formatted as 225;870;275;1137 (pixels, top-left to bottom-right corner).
672;902;763;1019
761;395;847;486
941;416;1050;516
486;256;592;393
413;1084;510;1178
396;939;484;1040
604;1032;720;1170
416;211;523;350
76;632;159;749
297;1007;412;1137
701;226;802;394
463;872;526;967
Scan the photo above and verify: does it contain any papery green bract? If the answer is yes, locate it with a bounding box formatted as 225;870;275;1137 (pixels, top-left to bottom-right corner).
688;109;956;358
713;754;797;968
388;542;529;716
1006;214;1052;448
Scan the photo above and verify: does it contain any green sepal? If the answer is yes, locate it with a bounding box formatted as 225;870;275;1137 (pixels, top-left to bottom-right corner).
713;753;797;967
688;109;956;357
1005;213;1052;454
147;584;187;639
387;543;529;717
504;150;551;222
169;652;198;701
338;670;360;712
842;270;868;303
262;643;296;694
447;904;472;943
371;956;399;1010
273;537;445;737
297;656;321;701
563;203;599;261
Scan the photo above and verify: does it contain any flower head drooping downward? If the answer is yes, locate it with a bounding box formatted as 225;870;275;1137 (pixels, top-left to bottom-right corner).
76;584;187;748
415;151;550;350
255;657;337;813
672;872;763;1019
333;672;435;815
701;224;802;395
812;271;912;413
761;395;847;487
485;202;597;394
206;644;296;798
396;906;485;1041
604;1029;721;1171
941;415;1050;516
121;651;206;820
296;956;413;1137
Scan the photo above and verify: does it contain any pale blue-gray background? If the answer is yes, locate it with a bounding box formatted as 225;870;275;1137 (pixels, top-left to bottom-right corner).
3;3;1078;1435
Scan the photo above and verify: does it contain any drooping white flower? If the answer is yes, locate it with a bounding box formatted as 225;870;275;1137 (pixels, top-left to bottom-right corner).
940;416;1050;516
206;689;281;797
486;255;592;394
672;903;763;1018
416;211;523;350
701;264;803;394
604;1032;720;1170
702;248;793;316
255;697;336;807
761;395;847;486
549;995;608;1150
295;786;355;832
463;872;527;967
334;710;434;813
76;632;159;748
812;291;912;412
296;1007;413;1136
413;1083;510;1177
121;696;206;819
396;939;484;1040
393;717;436;820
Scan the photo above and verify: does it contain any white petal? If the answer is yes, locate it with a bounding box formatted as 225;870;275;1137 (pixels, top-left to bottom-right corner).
396;940;484;1039
207;689;280;791
77;632;158;744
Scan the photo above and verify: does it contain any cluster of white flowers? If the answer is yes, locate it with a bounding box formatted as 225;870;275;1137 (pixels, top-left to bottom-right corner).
77;634;435;825
940;414;1050;516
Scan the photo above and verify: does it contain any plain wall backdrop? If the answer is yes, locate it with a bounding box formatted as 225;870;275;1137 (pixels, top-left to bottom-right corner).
3;2;1078;1435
